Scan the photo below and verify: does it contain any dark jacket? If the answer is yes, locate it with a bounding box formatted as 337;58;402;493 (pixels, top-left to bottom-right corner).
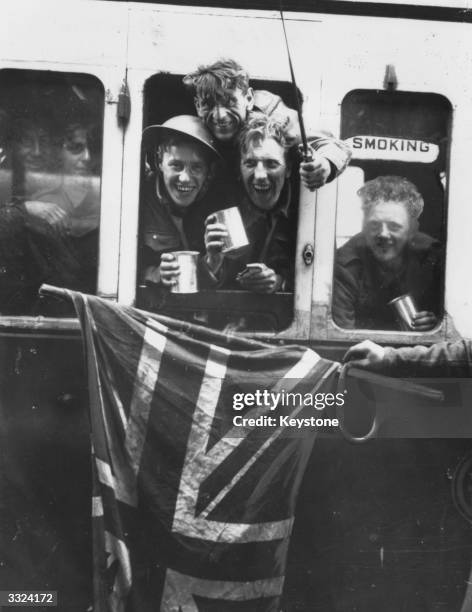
139;173;214;285
332;231;444;330
204;183;296;291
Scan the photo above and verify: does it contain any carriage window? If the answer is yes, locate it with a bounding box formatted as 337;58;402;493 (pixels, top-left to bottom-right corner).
0;69;103;317
136;73;298;332
332;90;450;332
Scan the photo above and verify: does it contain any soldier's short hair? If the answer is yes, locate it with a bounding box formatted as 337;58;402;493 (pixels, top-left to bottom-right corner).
238;113;290;158
183;59;250;100
359;175;424;220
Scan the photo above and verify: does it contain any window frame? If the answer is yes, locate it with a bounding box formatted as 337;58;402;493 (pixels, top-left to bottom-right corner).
0;64;124;333
127;70;317;340
312;87;456;346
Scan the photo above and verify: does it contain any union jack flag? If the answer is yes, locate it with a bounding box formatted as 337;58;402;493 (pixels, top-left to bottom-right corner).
71;292;339;612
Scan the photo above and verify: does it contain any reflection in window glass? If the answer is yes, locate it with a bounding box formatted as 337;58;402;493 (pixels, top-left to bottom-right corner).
332;91;449;331
0;70;103;316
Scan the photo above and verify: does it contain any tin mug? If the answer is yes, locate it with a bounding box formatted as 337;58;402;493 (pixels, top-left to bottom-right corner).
388;294;418;331
213;207;249;254
169;250;199;294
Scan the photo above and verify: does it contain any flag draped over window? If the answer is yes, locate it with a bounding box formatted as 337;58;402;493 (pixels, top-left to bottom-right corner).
71;292;339;612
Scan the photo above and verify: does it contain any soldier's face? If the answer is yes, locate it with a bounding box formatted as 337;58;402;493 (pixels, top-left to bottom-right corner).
240;137;289;211
363;201;413;265
159;143;209;210
195;87;254;143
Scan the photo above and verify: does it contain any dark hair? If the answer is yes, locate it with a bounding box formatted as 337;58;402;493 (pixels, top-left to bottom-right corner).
358;175;424;220
183;59;250;102
238;113;290;158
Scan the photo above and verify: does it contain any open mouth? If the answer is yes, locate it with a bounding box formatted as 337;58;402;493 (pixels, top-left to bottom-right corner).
252;183;271;193
175;184;195;194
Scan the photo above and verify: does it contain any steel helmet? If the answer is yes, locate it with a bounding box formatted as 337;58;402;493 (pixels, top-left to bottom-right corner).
142;115;222;160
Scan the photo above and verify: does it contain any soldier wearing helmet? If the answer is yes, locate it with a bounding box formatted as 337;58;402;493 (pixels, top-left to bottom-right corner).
140;115;222;288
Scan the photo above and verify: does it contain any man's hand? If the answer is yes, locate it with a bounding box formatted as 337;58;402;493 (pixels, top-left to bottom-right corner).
237;263;282;294
204;213;227;272
160;253;180;287
144;265;161;284
411;311;437;331
343;340;386;370
25;200;69;233
299;153;331;191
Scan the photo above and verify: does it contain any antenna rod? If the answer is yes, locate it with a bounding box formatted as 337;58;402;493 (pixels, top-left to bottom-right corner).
279;6;309;160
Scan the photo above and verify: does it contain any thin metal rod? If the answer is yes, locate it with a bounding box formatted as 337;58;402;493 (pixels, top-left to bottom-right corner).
279;5;309;159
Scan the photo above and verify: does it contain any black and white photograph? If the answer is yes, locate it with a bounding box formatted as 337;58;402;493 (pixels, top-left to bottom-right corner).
1;0;472;610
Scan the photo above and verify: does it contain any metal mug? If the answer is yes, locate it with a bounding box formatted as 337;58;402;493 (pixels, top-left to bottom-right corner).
388;294;418;331
169;251;199;294
213;207;249;254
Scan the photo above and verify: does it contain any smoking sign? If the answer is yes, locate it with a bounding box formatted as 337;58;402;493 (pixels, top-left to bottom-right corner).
346;135;439;163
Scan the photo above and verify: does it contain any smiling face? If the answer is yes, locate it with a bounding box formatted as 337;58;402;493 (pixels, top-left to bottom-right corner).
363;200;414;266
240;136;289;211
159;142;209;210
195;87;254;143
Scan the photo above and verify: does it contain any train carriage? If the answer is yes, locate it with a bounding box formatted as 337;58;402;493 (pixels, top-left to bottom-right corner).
2;1;472;610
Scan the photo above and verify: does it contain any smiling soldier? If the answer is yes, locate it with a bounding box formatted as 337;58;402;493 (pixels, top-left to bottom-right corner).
140;115;221;288
183;59;351;192
203;114;295;294
332;175;443;331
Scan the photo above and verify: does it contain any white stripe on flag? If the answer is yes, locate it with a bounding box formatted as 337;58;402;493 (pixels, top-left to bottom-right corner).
125;324;168;476
172;344;296;543
92;495;104;517
104;530;132;612
161;568;284;611
95;457;135;506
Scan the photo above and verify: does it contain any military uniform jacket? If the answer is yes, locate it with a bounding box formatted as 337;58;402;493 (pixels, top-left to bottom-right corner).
332;231;444;330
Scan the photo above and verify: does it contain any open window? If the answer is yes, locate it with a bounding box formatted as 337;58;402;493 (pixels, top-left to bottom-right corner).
0;69;104;317
332;90;450;333
136;73;300;332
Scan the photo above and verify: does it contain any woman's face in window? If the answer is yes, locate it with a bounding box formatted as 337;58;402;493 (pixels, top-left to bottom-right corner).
62;127;91;176
159;143;209;211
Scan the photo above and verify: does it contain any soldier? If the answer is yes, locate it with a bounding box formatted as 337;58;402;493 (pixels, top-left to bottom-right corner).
333;176;443;331
203;114;295;294
183;58;351;192
140;115;221;288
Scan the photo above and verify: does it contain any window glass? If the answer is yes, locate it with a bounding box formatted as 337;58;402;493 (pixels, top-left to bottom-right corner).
332;90;449;332
136;73;298;332
0;70;103;316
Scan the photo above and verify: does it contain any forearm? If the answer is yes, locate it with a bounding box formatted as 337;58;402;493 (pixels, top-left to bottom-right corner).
383;340;472;377
307;133;352;181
